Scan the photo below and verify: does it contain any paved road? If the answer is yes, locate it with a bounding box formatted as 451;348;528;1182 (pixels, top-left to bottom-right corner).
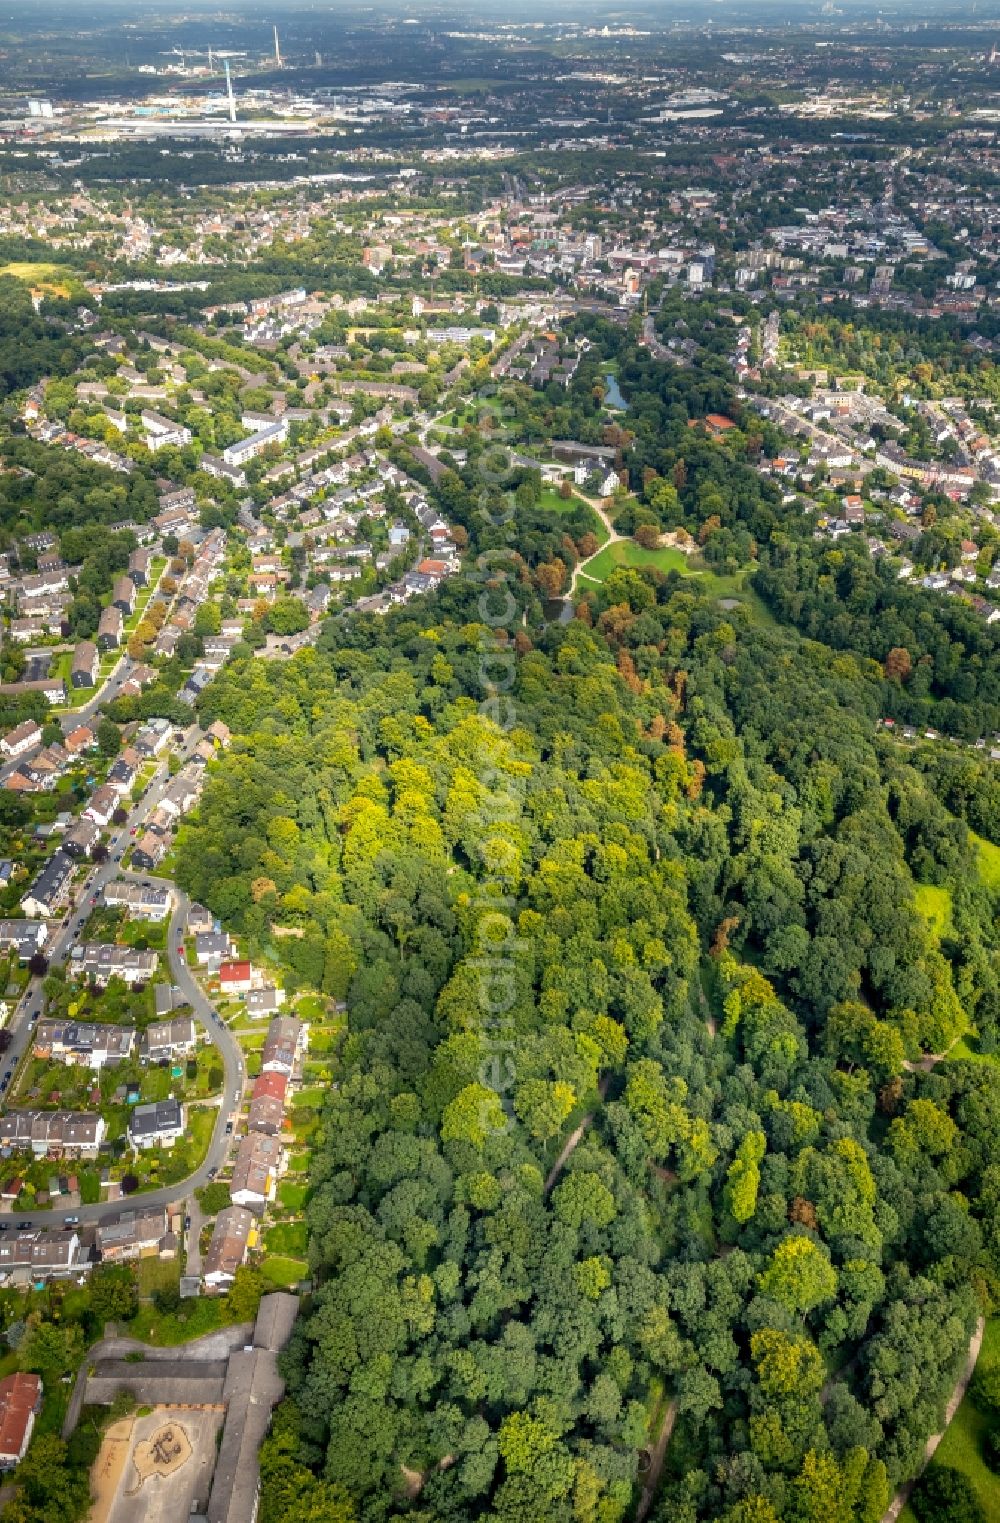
0;656;142;787
0;730;244;1230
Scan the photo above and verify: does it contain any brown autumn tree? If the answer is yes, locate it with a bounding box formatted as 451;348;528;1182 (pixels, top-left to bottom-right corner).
884;647;912;682
535;559;567;598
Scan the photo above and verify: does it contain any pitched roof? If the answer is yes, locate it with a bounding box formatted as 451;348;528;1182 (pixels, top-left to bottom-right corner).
0;1372;40;1459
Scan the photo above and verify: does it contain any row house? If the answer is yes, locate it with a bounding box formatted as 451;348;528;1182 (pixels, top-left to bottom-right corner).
261;1017;302;1078
33;1019;134;1070
247;1071;286;1135
112;577;136;616
95;1206;174;1263
0;1111;106;1157
0;1231;82;1286
230;1131;283;1213
21;850;74;918
0;921;48;961
203;1204;256;1290
97;605;123;651
71;641;99;689
102;880;171;920
71;942;157;987
0;678;65;707
141;1015;197;1063
0;720;41;759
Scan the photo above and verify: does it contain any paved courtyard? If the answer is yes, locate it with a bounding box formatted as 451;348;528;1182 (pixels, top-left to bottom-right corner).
90;1406;224;1523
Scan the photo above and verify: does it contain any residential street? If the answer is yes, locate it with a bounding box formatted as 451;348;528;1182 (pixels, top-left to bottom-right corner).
0;727;244;1229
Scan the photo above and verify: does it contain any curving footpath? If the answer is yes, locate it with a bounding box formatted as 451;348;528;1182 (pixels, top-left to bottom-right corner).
880;1315;986;1523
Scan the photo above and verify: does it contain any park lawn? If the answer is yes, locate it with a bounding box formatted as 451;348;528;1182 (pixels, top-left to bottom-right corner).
578;539;694;583
261;1255;308;1289
914;883;954;941
265;1220;308;1256
537;487;610;546
899;1319;1000;1523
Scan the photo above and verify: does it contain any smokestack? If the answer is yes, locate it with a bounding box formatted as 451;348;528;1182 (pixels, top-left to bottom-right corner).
224;58;236;123
273;24;282;65
208;45;214;71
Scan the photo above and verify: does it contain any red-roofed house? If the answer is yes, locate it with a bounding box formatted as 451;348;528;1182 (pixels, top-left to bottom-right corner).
248;1070;288;1134
252;1071;288;1105
219;961;253;993
0;1372;41;1468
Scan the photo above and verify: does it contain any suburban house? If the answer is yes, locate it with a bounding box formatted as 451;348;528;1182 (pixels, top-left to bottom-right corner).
131;831;167;872
0;720;41;759
97;605;123;650
107;752;139;796
160;770;201;819
63;725;97;755
245;986;285;1018
0;1111;106;1157
128;548;151;586
112;576;136;616
0;1373;41;1468
0;1230;82;1284
141;1016;197;1063
96;1207;175;1263
260;1016;302;1078
83;784;119;828
21;851;74;918
72;943;157;987
0;921;48;961
247;1072;287;1135
195;931;232;968
219;960;254;995
128;1099;184;1150
230;1131;283;1211
62;817;101;859
102;880;171;920
32;1019;134;1070
70;640;99;689
187;903;214;935
203;1205;256;1289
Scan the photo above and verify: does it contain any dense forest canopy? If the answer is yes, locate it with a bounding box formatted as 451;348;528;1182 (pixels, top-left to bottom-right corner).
177;542;1000;1523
